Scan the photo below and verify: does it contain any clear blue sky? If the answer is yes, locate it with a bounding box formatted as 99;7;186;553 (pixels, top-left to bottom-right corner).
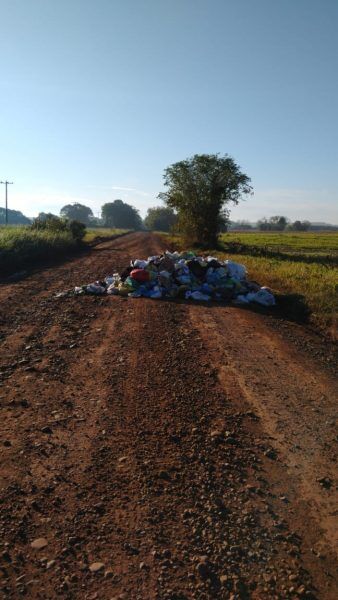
1;0;337;222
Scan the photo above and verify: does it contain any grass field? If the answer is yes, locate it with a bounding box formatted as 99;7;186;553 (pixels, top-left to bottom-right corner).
84;228;129;242
220;231;338;259
164;231;338;337
0;226;126;275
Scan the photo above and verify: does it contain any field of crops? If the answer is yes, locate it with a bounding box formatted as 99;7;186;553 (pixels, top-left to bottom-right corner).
220;231;338;257
165;231;338;337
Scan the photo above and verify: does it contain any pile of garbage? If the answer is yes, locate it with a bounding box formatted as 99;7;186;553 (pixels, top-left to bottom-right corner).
71;251;275;306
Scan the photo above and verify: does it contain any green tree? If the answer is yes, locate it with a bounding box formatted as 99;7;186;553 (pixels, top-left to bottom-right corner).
37;212;58;221
290;220;311;231
158;154;252;246
0;208;31;225
229;220;253;230
101;199;143;229
60;203;93;225
144;206;177;231
257;216;289;231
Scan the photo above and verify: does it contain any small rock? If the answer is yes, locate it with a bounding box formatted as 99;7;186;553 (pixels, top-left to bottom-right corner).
89;562;104;573
225;436;237;445
264;448;277;459
41;426;52;434
317;477;332;489
104;569;114;579
196;557;211;580
46;560;55;569
31;538;48;550
210;430;222;439
2;551;12;562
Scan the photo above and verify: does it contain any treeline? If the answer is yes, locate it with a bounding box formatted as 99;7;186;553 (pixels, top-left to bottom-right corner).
2;153;336;237
58;201;179;232
229;218;338;232
257;216;310;231
33;201;178;232
37;200;144;230
0;207;31;225
3;202;336;234
3;200;178;232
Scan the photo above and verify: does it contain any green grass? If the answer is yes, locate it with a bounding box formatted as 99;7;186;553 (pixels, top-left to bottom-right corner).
0;226;131;275
220;231;338;259
84;228;129;242
163;231;338;337
0;226;79;275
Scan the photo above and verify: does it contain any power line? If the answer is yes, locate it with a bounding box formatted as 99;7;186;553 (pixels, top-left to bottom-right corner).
0;180;13;225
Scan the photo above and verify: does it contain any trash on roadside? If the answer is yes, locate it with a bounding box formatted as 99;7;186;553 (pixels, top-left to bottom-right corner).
67;251;276;306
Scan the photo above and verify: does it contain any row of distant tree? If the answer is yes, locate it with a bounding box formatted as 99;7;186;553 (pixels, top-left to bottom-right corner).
1;154;337;238
1;203;337;233
35;201;177;231
231;216;312;231
31;201;177;231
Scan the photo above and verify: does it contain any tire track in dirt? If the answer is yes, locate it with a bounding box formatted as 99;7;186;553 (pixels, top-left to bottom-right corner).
188;304;337;591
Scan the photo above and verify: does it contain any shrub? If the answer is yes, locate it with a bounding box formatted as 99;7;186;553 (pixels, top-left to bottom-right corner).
67;220;86;241
31;216;86;241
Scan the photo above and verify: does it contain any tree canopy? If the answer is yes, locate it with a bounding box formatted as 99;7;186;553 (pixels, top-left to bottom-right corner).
101;199;143;230
0;208;31;225
158;153;252;246
60;203;93;225
257;216;289;231
144;206;177;232
289;220;311;231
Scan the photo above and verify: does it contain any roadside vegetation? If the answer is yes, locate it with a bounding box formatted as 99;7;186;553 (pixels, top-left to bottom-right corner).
163;231;338;337
0;220;126;275
84;227;129;243
0;225;80;275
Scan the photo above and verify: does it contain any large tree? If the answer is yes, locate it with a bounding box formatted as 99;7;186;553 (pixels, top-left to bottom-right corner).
158;154;252;246
144;206;177;232
60;203;93;225
101;199;143;229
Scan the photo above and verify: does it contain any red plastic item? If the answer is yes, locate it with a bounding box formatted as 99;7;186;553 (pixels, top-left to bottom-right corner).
130;269;150;282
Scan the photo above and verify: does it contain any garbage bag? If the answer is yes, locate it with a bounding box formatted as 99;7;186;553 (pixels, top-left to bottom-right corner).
70;250;275;306
225;260;247;280
245;288;276;306
130;269;150;282
186;290;211;301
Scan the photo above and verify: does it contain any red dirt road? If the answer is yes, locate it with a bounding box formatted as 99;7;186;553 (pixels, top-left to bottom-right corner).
0;232;337;600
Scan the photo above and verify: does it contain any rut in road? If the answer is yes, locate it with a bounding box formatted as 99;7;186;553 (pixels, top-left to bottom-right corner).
0;232;337;600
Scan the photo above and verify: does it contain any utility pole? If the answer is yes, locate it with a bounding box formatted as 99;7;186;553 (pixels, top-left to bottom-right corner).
0;180;13;225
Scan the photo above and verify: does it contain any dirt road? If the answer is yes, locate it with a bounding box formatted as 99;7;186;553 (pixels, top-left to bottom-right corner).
0;232;337;600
